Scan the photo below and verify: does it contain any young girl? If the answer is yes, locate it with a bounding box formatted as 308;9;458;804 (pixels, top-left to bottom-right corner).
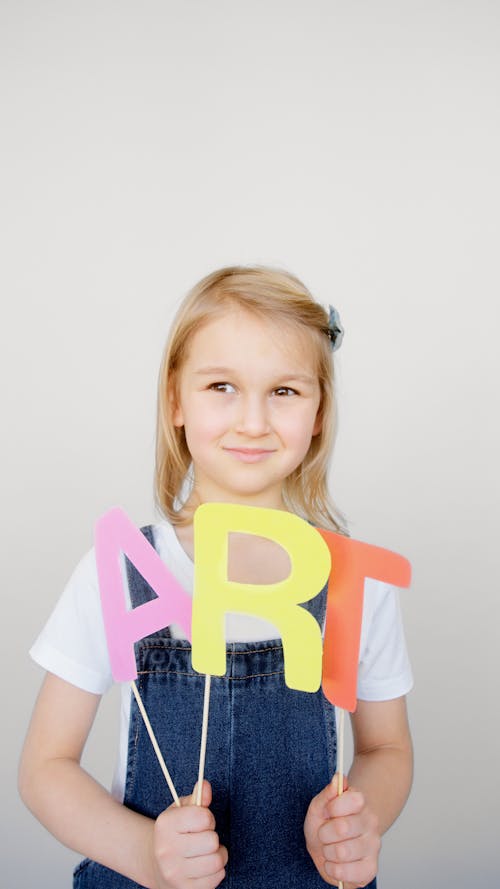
19;266;413;889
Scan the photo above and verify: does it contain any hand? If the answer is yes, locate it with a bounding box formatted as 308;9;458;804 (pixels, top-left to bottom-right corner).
152;780;228;889
304;775;380;888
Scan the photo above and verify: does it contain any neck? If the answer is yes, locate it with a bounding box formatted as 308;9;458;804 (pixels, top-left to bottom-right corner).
183;482;288;516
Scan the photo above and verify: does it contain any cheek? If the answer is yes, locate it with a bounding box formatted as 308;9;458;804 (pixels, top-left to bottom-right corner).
298;409;322;454
183;405;227;442
286;400;322;439
280;414;318;453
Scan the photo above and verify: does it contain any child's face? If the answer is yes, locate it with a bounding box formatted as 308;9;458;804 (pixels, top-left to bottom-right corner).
171;308;322;510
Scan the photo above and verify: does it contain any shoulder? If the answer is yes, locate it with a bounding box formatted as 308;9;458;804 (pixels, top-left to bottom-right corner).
362;578;401;621
357;579;413;701
30;546;112;694
52;546;101;614
359;579;401;659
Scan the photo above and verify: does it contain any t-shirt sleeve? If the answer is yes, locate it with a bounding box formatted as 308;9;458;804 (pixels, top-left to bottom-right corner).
356;579;413;702
29;548;114;695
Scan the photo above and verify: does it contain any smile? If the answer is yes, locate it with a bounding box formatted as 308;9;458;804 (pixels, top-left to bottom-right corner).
223;447;277;464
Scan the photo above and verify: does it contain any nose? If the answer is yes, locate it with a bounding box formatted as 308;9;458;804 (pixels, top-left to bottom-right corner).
234;393;271;437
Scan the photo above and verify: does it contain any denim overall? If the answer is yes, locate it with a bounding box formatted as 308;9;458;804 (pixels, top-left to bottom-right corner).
74;527;377;888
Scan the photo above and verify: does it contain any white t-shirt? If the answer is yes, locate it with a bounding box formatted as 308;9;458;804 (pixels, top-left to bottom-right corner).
30;520;413;800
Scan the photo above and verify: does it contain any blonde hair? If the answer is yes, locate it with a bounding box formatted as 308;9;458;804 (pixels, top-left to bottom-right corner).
155;265;345;532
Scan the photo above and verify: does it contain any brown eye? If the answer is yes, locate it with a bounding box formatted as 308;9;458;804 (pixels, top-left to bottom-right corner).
273;387;298;397
209;382;236;393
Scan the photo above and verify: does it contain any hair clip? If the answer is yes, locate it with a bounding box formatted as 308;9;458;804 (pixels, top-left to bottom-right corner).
325;305;344;352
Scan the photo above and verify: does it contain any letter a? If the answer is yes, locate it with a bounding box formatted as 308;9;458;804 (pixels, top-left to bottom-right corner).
95;508;192;682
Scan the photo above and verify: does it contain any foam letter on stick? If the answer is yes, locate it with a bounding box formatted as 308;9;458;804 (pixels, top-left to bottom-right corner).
318;530;411;712
95;508;192;682
192;504;330;692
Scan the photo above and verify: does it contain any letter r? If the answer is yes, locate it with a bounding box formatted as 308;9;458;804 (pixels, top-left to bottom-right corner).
191;503;330;692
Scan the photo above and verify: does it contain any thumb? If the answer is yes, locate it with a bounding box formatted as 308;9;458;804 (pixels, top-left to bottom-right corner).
175;780;212;808
331;772;349;797
309;774;349;820
190;778;213;807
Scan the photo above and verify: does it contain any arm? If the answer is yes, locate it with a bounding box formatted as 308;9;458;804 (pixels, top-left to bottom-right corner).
19;673;227;889
348;696;413;833
304;696;413;888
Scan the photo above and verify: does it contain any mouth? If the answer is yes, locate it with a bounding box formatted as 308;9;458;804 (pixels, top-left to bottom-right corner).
223;447;276;464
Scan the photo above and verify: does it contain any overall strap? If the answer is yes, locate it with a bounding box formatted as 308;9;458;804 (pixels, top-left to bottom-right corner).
301;522;329;630
124;525;172;639
302;581;328;629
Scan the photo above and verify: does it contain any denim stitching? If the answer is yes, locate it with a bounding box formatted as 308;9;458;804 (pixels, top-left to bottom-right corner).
137;669;286;680
139;643;284;655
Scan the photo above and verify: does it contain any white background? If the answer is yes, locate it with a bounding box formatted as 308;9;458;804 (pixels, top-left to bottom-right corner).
2;2;499;886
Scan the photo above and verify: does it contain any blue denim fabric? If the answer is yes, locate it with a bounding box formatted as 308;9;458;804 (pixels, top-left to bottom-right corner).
74;527;377;889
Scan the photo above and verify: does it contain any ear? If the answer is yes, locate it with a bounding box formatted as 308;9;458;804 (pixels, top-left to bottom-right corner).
312;408;322;437
168;380;184;428
173;404;184;428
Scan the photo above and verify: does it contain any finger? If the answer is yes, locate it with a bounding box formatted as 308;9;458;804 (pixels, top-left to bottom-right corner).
307;775;349;821
319;813;357;846
185;848;228;880
326;788;366;820
319;807;372;846
181;830;221;859
324;855;377;888
191;867;226;889
322;834;372;865
157;804;215;836
320;808;378;846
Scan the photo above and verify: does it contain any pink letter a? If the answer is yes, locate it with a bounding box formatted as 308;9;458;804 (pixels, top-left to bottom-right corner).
95;508;192;682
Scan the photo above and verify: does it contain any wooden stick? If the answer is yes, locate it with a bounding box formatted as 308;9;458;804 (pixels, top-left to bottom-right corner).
337;707;345;889
195;674;212;806
337;707;345;798
130;680;180;807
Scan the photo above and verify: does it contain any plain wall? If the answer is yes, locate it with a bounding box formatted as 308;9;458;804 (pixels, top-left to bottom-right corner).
2;1;499;885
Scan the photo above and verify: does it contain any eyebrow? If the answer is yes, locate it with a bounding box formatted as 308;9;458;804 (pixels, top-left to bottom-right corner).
194;367;237;376
194;366;316;384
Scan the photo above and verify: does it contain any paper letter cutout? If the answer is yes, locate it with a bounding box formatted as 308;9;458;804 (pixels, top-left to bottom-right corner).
191;503;330;692
95;508;192;682
318;529;411;712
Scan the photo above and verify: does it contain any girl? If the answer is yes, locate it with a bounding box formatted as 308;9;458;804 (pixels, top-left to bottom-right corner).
19;266;413;889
